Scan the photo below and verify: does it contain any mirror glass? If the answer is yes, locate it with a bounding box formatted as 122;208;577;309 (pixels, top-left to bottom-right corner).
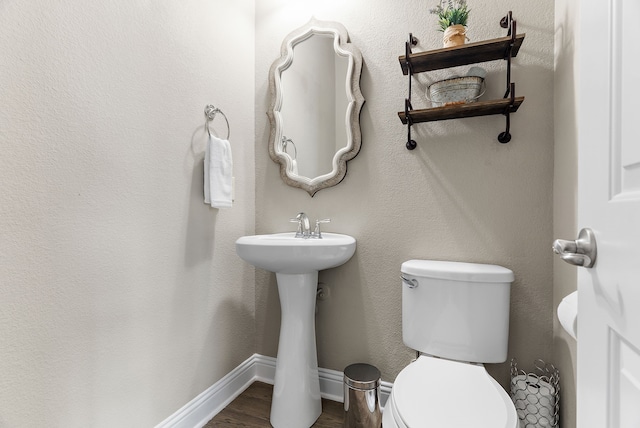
267;19;364;196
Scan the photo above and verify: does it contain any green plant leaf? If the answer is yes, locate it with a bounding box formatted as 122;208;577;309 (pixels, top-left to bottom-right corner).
429;0;469;31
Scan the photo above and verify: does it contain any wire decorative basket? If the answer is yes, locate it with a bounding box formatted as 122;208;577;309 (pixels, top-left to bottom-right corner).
510;359;560;428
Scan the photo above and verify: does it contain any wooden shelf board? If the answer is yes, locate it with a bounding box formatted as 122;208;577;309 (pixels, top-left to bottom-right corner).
399;34;525;75
398;97;525;124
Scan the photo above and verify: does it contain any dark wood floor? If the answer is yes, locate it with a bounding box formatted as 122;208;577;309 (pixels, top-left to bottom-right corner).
204;382;344;427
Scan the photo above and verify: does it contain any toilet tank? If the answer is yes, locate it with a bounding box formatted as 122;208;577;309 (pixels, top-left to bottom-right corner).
401;260;514;363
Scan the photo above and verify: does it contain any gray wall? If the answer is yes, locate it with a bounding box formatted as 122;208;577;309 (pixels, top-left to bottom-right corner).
0;1;577;425
553;0;579;426
0;1;256;426
255;0;555;389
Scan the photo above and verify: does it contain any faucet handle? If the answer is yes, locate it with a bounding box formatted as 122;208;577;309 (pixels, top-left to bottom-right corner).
289;217;303;237
314;219;331;238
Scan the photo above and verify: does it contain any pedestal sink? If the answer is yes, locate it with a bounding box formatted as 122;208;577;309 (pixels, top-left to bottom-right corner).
235;232;356;428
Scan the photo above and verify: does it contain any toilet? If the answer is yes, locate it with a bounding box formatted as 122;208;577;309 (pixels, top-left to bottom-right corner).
383;260;519;428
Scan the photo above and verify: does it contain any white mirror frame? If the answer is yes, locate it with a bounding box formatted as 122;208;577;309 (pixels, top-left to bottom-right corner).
267;19;365;197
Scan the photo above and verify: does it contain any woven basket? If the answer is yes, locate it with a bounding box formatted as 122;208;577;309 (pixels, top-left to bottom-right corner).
427;76;485;107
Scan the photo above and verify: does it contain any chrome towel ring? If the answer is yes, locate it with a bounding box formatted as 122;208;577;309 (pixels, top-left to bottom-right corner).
204;104;230;140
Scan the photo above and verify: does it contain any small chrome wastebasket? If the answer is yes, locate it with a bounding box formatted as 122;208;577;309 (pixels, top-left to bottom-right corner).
343;363;382;428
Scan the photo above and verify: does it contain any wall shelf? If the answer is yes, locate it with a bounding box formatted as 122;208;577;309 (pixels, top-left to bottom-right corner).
398;97;524;124
398;34;525;75
399;11;525;150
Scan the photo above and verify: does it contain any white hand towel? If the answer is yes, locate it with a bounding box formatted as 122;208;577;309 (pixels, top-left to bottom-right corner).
289;159;299;176
203;134;233;208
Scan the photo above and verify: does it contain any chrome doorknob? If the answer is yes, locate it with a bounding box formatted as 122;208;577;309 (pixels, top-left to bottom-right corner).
553;228;597;268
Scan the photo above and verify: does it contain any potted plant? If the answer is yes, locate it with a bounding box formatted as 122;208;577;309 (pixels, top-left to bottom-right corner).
429;0;470;48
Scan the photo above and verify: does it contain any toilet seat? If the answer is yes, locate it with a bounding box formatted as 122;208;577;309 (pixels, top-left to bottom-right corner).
384;356;518;428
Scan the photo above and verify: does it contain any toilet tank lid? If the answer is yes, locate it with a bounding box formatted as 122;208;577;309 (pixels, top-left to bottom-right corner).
401;260;514;283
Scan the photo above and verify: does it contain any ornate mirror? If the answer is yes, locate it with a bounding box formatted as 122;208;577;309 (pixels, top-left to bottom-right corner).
267;19;365;196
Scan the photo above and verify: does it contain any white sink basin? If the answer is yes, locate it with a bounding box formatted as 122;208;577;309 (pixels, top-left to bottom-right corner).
235;232;356;274
235;231;356;428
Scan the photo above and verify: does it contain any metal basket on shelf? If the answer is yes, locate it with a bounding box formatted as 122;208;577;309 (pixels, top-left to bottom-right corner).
426;76;485;107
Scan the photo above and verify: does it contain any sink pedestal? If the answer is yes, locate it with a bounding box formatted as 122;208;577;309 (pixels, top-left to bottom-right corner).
234;232;356;428
270;272;322;428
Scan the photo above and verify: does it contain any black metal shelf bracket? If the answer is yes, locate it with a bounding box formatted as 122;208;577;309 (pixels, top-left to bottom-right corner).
498;11;517;144
405;33;418;150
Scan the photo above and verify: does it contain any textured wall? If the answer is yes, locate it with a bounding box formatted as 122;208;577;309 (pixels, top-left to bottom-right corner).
255;0;555;388
0;0;565;424
553;0;578;426
0;1;255;426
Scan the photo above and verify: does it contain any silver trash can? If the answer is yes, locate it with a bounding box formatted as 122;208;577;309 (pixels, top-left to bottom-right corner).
343;363;382;428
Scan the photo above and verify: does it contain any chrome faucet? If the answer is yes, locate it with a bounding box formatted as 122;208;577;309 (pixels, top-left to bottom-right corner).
289;213;331;239
290;212;311;238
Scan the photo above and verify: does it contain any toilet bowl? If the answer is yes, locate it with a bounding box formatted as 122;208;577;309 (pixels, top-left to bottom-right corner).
382;356;518;427
384;260;518;427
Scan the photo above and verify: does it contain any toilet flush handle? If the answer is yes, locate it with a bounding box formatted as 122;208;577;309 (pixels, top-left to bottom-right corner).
400;275;418;289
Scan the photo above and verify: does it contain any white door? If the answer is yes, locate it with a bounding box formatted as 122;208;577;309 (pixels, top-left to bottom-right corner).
576;0;640;426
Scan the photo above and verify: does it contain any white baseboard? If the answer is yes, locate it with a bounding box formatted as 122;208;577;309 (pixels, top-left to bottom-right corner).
154;355;257;428
155;353;393;428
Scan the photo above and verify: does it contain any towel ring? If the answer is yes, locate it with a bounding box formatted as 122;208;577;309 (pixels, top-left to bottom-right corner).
281;136;297;160
204;104;230;140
